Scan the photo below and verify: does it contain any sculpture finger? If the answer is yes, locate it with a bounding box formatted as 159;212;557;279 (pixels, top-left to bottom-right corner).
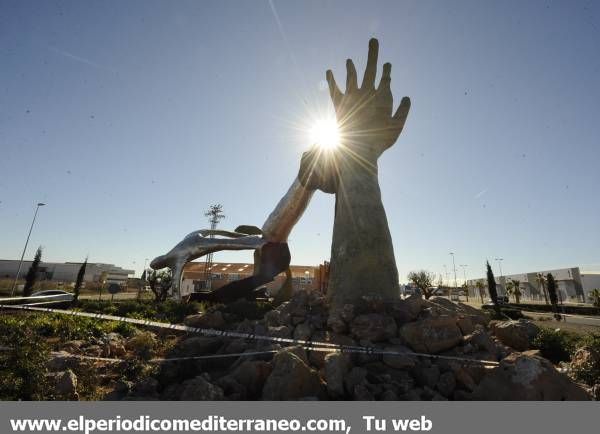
377;62;392;93
361;38;379;90
375;62;393;115
326;69;342;105
150;254;168;270
235;225;263;236
197;229;247;238
346;59;358;92
170;260;185;297
393;96;411;131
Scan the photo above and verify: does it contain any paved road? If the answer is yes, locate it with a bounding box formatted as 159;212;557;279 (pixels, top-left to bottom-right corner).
523;310;600;328
79;292;151;301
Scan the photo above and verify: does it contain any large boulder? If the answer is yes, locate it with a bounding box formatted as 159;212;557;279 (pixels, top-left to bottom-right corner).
176;337;223;357
324;353;352;398
387;295;425;324
436;371;456;398
131;377;159;399
262;350;322;400
48;351;75;371
381;345;417;370
471;352;590;400
350;314;397;342
464;329;498;355
183;311;226;329
230;360;272;398
268;325;292;339
51;369;78;399
492;320;539;351
427;297;490;327
276;291;311;326
293;322;313;341
399;316;462;353
412;365;440;389
179;375;225;400
327;310;348;334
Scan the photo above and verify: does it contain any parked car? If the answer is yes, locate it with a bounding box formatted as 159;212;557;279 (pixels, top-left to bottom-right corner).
29;289;74;303
484;296;509;305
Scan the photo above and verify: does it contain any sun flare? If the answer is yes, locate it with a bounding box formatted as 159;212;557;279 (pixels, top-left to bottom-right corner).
309;118;340;150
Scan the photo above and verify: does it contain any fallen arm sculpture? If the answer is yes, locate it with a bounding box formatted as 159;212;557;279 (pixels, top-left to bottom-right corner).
150;148;324;300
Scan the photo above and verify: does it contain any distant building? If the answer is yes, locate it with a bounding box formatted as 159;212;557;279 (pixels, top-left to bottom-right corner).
467;266;600;303
180;261;327;299
0;259;134;285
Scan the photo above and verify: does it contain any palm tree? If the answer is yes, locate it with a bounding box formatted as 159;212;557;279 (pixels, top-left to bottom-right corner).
475;280;486;304
461;282;470;302
588;288;600;308
506;278;522;304
535;273;549;304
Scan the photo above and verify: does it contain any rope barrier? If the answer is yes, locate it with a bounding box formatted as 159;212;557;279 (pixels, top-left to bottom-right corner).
0;303;500;367
0;293;74;302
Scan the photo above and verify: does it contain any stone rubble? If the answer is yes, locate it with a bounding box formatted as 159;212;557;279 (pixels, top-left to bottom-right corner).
51;291;591;401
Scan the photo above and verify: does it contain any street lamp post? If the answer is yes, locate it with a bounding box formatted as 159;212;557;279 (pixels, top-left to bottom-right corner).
494;257;504;295
449;252;458;290
10;202;46;296
442;264;449;296
494;258;504;277
460;264;468;301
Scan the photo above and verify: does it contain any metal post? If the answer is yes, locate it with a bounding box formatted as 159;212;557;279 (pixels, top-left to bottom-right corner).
450;252;458;299
460;264;468;301
495;257;504;295
450;253;458;288
10;202;45;296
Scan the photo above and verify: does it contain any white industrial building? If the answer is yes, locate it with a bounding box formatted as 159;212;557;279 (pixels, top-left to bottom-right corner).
467;266;600;304
0;259;134;285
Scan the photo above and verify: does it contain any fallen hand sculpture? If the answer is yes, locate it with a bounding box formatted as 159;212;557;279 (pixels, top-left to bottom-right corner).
150;147;327;300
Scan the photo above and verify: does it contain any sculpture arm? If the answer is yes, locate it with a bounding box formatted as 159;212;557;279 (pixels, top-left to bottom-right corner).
260;177;314;242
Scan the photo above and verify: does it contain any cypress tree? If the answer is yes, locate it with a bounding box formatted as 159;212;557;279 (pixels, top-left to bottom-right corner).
73;259;87;302
23;247;42;297
546;273;560;317
486;261;500;315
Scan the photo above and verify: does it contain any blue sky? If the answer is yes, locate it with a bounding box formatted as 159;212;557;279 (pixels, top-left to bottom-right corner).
1;0;599;283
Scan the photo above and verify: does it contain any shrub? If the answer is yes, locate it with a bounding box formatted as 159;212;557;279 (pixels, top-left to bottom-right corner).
76;299;203;323
569;333;600;386
0;317;50;400
126;331;157;360
533;328;578;363
110;321;138;338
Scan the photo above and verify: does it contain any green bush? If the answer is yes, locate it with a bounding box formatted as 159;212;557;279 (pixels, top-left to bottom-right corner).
110;321;138;338
533;328;578;363
0;318;50;400
0;314;112;342
569;333;600;386
75;299;204;323
126;331;157;361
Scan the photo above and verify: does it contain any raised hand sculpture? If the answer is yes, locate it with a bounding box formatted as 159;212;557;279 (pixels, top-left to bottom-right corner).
152;39;410;309
300;38;411;308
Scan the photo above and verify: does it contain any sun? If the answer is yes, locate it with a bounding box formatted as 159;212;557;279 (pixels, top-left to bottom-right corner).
309;118;340;150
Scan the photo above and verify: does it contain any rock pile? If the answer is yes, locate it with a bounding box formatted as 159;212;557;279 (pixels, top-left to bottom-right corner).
49;291;592;400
